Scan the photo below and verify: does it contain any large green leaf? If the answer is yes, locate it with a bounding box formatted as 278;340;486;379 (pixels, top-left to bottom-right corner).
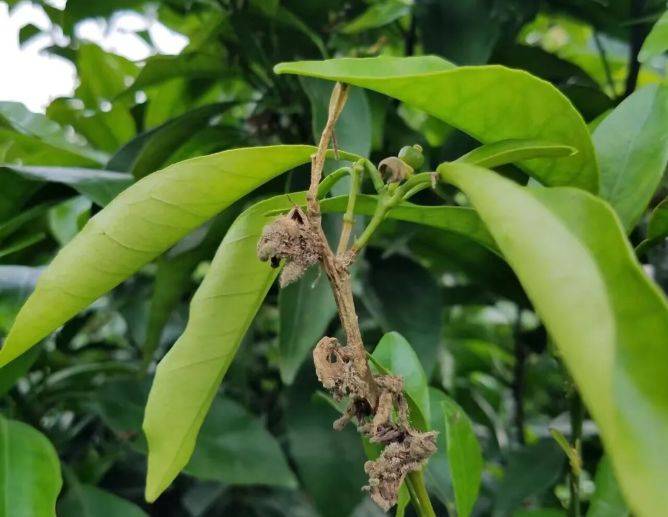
275;56;598;191
438;162;668;517
0;416;62;517
340;0;411;34
58;484;147;517
443;398;483;517
142;195;294;502
0;145;329;367
594;84;668;230
639;10;668;62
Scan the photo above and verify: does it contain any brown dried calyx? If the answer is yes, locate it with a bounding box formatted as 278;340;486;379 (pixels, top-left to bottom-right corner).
257;206;321;286
313;337;438;511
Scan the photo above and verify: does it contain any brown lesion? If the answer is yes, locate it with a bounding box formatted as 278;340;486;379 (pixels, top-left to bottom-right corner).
257;81;437;512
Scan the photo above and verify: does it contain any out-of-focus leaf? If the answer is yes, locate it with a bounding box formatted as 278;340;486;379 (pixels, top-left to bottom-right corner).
417;1;536;64
587;456;629;517
424;388;453;508
639;10;668;62
340;0;411;34
0;265;41;333
184;397;298;488
302;78;372;158
443;398;483;517
364;254;443;371
494;440;565;516
278;265;336;385
636;198;668;255
107;103;234;179
48;196;92;245
18;23;41;45
285;371;367;517
58;483;147;517
0;232;45;258
0;145;335;368
276;56;598;191
371;331;431;428
0;348;39;397
0;416;62;516
439;162;668;517
124;53;231;94
0;164;133;206
75;44;138;107
594;84;668;230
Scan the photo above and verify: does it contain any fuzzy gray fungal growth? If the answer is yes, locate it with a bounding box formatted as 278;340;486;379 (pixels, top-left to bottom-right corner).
257;206;321;286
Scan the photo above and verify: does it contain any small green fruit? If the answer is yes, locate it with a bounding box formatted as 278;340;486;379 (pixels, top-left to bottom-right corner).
398;144;424;170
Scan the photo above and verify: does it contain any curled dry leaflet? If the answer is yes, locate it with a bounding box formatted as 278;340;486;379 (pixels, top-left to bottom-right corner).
257;206;321;287
256;82;437;511
313;337;438;510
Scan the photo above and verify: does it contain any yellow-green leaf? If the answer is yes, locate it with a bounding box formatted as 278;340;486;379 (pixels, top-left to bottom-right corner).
438;162;668;517
0;145;328;367
275;56;597;192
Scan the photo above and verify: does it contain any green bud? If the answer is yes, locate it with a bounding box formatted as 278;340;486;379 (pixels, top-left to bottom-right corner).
398;144;424;170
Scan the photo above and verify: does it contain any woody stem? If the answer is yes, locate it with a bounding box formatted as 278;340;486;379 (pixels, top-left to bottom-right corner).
309;83;379;406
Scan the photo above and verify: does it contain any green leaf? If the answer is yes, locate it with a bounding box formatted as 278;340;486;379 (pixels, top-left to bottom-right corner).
458;139;576;170
58;484;147;517
494;440;565;516
285;374;368;517
321;194;497;252
184;397;298;488
587;456;629;517
0;266;41;333
636;198;668;255
424;388;453;508
278;265;336;384
0;164;133;206
48;197;92;246
639;11;668;62
275;56;597;191
0;416;62;516
107;103;235;179
142;194;298;502
443;398;483;517
438;162;668;517
594;84;668;230
371;331;430;427
340;0;411;34
0;145;331;367
364;255;444;371
124;53;232;94
75;44;138;107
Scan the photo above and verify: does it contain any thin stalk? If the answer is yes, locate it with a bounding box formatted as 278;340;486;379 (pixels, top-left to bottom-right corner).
568;390;584;517
406;470;437;517
317;166;352;199
337;163;362;254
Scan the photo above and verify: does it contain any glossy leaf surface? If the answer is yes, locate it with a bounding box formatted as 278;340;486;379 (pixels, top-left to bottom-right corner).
639;11;668;62
0;416;62;517
276;56;597;191
0;145;325;367
438;162;668;517
443;398;483;517
594;84;668;230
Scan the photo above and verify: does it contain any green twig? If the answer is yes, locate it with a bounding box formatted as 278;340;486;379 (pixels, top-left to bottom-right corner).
569;389;584;517
406;470;436;517
337;162;362;254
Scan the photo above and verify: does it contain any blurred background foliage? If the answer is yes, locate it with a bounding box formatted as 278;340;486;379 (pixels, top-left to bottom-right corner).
0;0;666;516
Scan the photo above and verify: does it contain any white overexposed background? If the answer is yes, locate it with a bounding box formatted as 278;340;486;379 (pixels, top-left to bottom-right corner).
0;0;188;112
